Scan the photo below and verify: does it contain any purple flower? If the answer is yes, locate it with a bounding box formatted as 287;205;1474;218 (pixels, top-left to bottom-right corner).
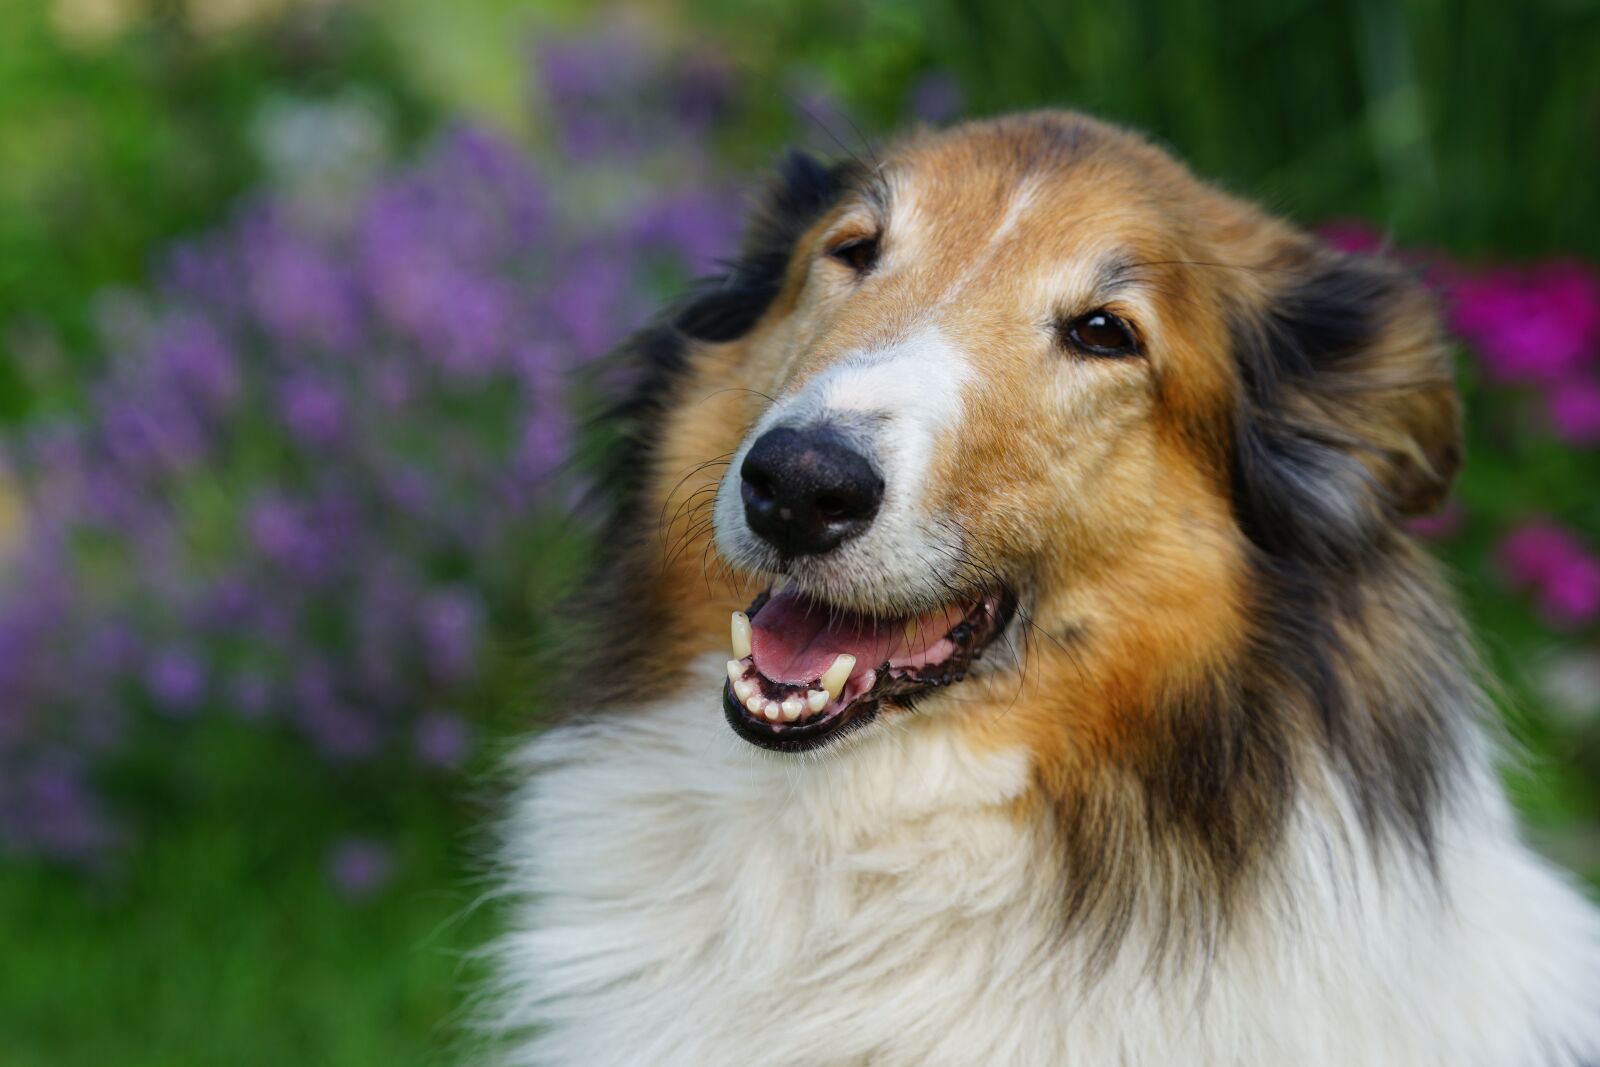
417;587;483;683
326;836;393;900
533;30;656;162
666;52;735;132
906;72;963;124
0;28;747;864
299;702;379;760
536;29;648;105
249;224;362;349
277;374;345;446
97;391;207;475
629;190;744;275
191;575;253;629
83;621;139;677
248;491;341;584
145;647;206;715
1;761;116;861
548;247;634;358
413;711;474;769
227;670;273;721
514;403;569;488
152;313;241;417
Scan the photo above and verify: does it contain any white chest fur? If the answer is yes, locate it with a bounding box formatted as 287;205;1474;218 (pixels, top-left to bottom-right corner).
488;656;1600;1067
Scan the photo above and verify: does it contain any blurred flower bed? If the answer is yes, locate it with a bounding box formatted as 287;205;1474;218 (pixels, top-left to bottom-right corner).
0;24;742;867
0;14;1596;885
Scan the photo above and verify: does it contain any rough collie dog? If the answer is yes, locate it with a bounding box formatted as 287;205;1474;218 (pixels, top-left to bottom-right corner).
488;112;1600;1066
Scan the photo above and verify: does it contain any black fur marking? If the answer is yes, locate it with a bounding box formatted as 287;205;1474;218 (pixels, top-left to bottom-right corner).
1230;258;1400;566
675;150;856;343
552;151;855;715
1057;663;1300;976
1220;256;1470;884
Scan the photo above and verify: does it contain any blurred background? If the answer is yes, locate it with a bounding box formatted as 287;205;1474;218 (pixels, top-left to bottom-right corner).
0;0;1597;1062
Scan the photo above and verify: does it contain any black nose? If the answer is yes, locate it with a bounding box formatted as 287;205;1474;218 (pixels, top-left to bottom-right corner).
740;427;884;558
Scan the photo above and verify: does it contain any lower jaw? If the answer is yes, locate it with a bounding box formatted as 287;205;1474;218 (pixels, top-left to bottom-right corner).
721;590;1016;753
722;684;880;752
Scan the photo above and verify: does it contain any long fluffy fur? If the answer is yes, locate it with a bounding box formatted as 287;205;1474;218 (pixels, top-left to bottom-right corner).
483;112;1600;1066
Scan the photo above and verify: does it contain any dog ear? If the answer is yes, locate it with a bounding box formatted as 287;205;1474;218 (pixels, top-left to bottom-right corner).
1230;250;1462;565
674;149;850;343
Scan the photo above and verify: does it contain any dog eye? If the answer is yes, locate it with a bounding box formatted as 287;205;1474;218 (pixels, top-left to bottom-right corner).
1063;311;1140;357
826;236;880;274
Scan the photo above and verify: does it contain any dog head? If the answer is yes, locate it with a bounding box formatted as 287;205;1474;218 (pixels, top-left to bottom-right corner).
683;113;1458;754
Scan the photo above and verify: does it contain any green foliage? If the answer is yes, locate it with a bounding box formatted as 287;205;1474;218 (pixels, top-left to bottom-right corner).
910;0;1600;257
0;719;492;1066
0;1;430;419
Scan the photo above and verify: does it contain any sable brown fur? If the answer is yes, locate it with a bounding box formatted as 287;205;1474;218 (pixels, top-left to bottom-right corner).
551;111;1479;961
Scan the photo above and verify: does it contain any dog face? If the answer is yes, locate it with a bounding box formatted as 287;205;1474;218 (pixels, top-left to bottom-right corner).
714;127;1200;615
679;114;1460;754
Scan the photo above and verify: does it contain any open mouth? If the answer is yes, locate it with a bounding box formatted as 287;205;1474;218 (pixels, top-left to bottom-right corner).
722;585;1016;752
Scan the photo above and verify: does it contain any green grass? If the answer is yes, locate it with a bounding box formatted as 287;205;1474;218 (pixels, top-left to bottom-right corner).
0;723;498;1066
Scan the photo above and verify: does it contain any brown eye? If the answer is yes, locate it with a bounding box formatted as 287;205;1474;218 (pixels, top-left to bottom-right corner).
1063;310;1139;357
827;235;880;274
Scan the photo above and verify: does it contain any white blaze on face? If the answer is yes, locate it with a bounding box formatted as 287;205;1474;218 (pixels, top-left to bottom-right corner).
815;326;972;505
714;327;975;612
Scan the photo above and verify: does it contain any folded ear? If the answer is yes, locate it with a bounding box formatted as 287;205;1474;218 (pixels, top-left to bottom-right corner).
1230;250;1462;565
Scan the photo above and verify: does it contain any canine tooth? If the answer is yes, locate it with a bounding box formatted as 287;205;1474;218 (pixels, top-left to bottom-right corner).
727;660;745;684
781;695;804;721
763;700;783;722
730;612;752;660
807;689;829;713
746;693;766;714
820;654;855;701
733;679;755;701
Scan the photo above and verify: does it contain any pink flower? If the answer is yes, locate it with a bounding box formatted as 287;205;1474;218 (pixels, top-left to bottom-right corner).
1540;553;1600;627
1408;498;1465;540
1497;521;1578;587
413;711;474;769
1497;520;1600;629
1316;219;1387;255
327;837;393;900
1449;260;1600;385
1547;376;1600;445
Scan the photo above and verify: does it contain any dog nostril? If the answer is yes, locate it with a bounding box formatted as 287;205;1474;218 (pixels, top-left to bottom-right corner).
743;470;775;505
813;494;853;521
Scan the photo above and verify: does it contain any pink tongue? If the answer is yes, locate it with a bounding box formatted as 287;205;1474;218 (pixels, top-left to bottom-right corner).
748;588;965;685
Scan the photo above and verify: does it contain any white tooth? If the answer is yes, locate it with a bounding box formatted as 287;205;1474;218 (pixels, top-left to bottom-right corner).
820;654;855;701
807;689;829;713
730;612;752;660
763;700;783;722
734;679;755;701
746;694;766;714
727;660;745;684
781;695;803;721
904;619;919;647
